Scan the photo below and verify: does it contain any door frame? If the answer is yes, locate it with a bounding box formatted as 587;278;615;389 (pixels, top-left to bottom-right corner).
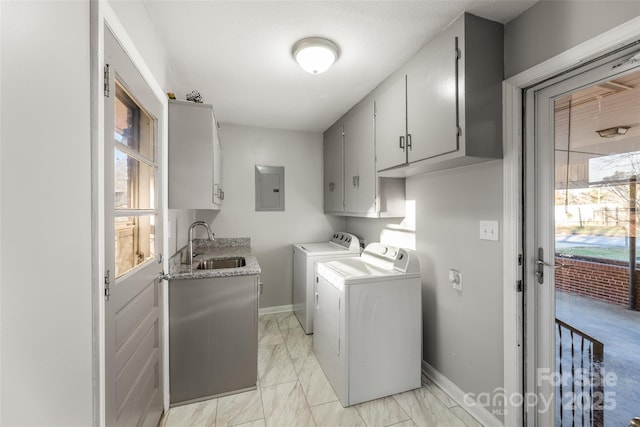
91;2;170;425
502;15;640;427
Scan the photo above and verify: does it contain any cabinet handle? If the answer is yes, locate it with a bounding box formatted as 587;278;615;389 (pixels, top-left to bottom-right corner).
353;176;358;187
407;133;412;150
315;292;319;308
454;36;461;150
399;135;405;150
329;182;334;192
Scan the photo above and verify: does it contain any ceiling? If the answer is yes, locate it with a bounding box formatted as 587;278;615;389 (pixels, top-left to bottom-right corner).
142;0;537;133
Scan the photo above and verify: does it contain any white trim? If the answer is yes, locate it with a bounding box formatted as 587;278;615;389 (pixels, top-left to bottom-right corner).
502;13;640;427
90;2;106;425
506;15;640;89
258;305;294;316
422;361;502;427
501;81;523;427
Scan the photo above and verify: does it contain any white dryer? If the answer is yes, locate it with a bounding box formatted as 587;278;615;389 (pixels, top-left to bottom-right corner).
293;232;361;334
313;242;422;407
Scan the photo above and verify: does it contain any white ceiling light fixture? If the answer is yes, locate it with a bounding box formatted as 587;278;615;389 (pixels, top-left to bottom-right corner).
292;37;339;74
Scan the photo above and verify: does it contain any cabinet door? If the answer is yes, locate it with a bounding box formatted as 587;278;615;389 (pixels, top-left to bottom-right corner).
213;128;223;207
407;17;462;163
375;76;407;171
324;125;344;213
168;101;217;209
344;102;376;214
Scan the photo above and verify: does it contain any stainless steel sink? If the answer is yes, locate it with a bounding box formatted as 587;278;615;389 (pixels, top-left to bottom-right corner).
197;257;246;270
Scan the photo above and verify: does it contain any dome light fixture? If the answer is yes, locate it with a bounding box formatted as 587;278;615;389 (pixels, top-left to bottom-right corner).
292;37;339;74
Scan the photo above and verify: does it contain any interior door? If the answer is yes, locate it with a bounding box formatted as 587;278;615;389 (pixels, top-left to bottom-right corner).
527;49;640;426
104;28;164;427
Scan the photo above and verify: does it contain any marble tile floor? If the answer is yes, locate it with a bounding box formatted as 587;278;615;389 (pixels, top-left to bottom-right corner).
161;312;483;427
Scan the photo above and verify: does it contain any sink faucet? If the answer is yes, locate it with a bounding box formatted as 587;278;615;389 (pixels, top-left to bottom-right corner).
188;221;215;265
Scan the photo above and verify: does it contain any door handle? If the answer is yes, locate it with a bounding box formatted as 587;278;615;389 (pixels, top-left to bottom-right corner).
536;259;566;269
535;247;568;284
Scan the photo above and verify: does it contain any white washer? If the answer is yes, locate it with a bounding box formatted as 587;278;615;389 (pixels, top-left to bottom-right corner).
313;242;422;407
293;232;361;334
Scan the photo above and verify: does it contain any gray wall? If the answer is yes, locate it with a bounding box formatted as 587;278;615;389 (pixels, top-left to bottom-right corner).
197;124;345;308
346;160;504;405
504;0;640;78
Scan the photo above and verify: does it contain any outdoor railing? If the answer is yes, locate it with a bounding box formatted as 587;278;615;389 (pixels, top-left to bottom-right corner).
556;318;604;427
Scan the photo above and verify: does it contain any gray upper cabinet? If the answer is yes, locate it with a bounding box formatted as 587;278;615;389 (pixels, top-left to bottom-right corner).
376;13;503;176
344;102;376;215
324;102;405;218
375;76;407;171
323;124;344;214
168;100;223;209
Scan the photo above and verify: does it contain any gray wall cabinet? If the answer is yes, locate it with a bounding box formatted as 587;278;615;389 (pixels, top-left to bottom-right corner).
324;101;405;218
374;13;504;177
168;99;223;209
375;76;407;171
323;124;345;213
344;102;377;215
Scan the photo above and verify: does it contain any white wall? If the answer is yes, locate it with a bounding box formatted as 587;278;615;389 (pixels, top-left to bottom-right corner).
504;0;640;78
346;161;504;411
0;2;94;425
197;124;345;308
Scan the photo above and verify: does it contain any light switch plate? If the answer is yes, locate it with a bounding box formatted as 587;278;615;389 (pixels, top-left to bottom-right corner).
480;220;499;241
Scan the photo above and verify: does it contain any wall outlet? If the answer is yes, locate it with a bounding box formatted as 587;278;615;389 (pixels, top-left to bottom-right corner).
449;269;462;291
480;220;499;241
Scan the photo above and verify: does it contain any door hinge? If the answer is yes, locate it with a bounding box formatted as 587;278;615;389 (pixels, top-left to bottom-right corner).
516;280;523;292
104;64;110;97
518;254;523;266
455;46;461;60
104;269;111;300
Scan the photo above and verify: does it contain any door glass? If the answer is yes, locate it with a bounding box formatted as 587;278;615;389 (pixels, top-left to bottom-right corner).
554;69;640;426
114;82;157;278
114;150;155;210
115;86;154;160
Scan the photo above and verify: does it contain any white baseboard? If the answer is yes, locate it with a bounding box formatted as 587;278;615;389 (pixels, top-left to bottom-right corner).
422;361;503;427
258;304;293;316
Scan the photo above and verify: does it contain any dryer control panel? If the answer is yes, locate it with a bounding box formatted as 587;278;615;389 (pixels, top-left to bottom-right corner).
329;232;361;252
361;243;420;274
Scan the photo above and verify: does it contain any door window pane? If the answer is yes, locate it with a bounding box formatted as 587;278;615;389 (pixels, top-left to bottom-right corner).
115;85;154;161
115;149;155;210
115;215;156;277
